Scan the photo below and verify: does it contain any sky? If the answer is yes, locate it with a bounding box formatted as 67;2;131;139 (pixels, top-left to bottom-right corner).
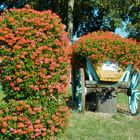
115;21;128;38
115;28;128;38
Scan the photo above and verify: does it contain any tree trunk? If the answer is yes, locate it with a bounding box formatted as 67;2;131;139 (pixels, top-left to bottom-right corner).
68;0;74;44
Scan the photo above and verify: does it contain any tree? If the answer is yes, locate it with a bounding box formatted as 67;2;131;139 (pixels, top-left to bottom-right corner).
68;0;74;44
0;0;139;41
126;1;140;42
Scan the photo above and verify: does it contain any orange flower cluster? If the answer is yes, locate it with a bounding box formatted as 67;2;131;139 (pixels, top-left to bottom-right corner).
1;4;71;98
71;31;140;70
0;99;70;139
0;4;70;139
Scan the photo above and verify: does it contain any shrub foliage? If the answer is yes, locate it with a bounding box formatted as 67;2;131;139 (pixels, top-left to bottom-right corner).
71;31;140;70
0;5;70;139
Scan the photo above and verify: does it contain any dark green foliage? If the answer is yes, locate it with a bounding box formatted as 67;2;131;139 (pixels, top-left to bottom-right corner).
0;0;139;40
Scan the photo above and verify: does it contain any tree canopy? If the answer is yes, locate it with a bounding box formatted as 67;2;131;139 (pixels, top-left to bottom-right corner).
0;0;140;41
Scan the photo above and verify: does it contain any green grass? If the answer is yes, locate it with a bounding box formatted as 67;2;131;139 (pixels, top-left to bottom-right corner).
117;93;128;104
62;111;140;140
61;93;140;140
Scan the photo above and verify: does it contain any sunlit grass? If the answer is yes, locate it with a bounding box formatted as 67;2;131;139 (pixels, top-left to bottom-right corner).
61;93;140;140
62;110;140;140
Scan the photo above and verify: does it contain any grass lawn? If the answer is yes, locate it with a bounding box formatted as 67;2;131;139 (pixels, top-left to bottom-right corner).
61;93;140;140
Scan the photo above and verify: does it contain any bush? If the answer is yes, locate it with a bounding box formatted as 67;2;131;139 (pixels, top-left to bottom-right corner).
0;5;70;139
71;31;140;70
0;99;69;140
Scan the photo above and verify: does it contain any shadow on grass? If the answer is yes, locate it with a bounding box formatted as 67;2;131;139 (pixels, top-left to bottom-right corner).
67;95;131;116
117;107;130;115
66;93;97;112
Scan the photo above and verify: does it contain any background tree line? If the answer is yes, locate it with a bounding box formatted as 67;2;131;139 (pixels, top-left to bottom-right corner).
0;0;140;42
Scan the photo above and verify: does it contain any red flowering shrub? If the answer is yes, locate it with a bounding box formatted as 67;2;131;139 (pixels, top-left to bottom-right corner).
0;99;69;139
0;5;70;139
0;5;70;99
71;31;140;70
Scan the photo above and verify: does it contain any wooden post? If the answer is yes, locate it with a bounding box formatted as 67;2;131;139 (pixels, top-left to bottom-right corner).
80;68;85;112
71;69;76;101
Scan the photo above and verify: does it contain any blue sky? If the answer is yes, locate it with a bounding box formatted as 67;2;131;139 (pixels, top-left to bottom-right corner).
115;21;128;38
115;28;128;38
